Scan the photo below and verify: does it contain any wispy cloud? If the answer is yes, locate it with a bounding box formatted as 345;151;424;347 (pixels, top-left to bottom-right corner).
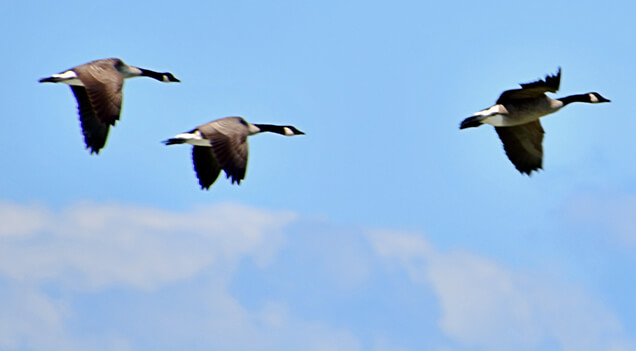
368;230;631;351
0;201;633;351
0;201;294;290
0;202;52;237
0;284;72;351
0;201;363;351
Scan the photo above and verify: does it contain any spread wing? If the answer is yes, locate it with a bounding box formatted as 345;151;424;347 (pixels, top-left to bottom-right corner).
496;68;561;103
192;146;222;190
73;60;123;126
197;118;249;184
495;120;545;175
70;86;110;154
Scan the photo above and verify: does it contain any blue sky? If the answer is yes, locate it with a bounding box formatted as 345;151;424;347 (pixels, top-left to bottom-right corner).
1;0;635;350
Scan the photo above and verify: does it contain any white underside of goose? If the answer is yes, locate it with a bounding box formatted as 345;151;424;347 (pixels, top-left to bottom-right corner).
174;131;213;147
476;99;566;127
50;70;84;86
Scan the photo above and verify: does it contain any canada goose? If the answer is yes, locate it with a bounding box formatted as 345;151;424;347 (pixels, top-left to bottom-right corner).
39;58;180;154
459;68;610;175
163;116;305;189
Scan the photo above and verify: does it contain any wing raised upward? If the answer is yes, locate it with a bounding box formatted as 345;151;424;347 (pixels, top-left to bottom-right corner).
496;68;561;103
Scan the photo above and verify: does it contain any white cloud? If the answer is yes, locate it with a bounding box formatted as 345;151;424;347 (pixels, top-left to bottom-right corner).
368;230;630;351
0;201;633;351
253;300;361;351
0;201;362;351
0;201;294;290
0;202;52;237
0;284;133;351
0;284;71;350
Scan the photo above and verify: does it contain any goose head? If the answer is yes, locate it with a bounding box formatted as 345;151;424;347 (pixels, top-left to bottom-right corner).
281;126;305;136
161;72;181;83
588;92;611;103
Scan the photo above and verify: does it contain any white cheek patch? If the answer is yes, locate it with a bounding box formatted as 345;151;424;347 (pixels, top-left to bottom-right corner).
589;93;599;103
283;127;294;136
162;75;170;82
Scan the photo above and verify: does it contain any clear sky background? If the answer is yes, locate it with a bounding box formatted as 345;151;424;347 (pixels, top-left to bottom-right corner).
1;1;635;350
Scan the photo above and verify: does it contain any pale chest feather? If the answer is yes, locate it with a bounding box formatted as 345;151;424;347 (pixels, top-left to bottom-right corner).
483;98;564;127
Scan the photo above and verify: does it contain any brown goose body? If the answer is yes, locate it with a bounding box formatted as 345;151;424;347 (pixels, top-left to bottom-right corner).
39;58;180;154
163;116;304;190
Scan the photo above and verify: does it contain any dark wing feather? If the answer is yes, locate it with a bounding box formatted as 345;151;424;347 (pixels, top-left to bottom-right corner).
206;132;248;184
73;61;123;126
197;119;249;184
519;67;561;91
495;121;545;175
496;88;549;103
496;68;561;104
192;146;222;190
70;86;110;154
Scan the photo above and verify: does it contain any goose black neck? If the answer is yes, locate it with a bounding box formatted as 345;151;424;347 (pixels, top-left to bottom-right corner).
253;124;288;135
139;68;165;81
558;94;590;106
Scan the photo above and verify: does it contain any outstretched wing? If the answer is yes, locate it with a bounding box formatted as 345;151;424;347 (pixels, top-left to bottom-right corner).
496;68;561;103
70;86;110;154
73;59;124;126
192;146;222;190
495;120;545;175
197;118;249;184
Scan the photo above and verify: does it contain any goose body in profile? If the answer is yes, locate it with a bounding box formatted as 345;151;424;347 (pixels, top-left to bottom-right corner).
39;58;180;154
163;116;304;190
460;68;610;175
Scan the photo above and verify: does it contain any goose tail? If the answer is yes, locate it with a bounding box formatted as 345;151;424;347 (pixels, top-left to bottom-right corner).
162;138;187;145
459;116;485;129
38;76;62;83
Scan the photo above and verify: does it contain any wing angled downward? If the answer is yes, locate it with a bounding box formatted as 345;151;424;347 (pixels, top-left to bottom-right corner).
70;86;110;154
495;120;545;175
73;60;124;126
197;119;249;184
192;146;222;189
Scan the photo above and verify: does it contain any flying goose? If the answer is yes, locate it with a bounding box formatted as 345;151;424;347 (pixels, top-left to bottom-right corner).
163;116;305;189
459;68;610;175
39;58;180;154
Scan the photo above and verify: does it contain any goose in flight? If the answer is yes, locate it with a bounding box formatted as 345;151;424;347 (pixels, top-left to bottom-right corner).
460;68;610;174
39;58;180;154
163;116;304;189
